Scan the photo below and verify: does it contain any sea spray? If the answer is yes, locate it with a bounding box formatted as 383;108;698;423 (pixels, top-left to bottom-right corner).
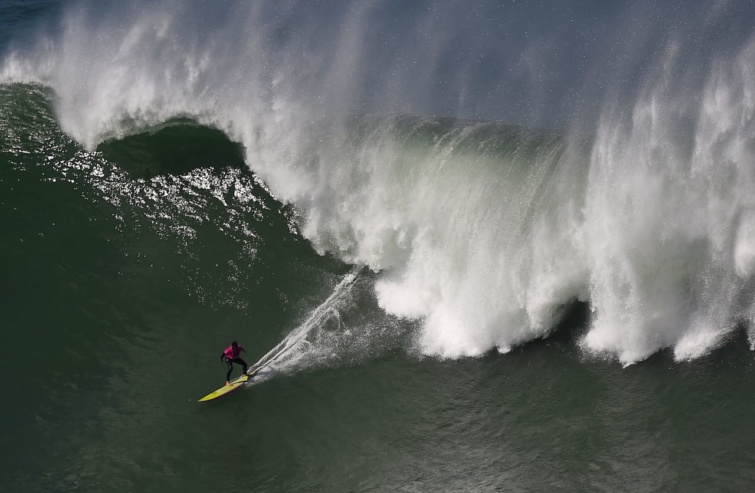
250;268;408;376
5;0;755;364
581;36;755;364
251;270;361;375
245;117;591;358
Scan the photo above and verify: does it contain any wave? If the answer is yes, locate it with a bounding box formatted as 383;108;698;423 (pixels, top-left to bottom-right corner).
4;0;755;365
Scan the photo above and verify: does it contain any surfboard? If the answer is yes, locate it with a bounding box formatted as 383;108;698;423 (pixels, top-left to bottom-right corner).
198;374;250;402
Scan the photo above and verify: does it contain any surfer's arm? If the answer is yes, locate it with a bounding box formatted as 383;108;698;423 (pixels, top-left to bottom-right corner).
220;352;226;361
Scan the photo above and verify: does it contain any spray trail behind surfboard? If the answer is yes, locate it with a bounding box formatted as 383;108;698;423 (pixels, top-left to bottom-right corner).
248;269;362;380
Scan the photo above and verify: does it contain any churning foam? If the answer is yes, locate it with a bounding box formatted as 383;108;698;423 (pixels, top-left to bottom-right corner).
581;39;755;364
4;0;755;364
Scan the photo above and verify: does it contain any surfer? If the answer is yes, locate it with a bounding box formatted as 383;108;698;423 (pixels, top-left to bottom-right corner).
221;341;248;386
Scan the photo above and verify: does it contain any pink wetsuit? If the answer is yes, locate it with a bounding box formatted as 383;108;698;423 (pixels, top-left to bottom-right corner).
224;345;244;360
221;344;248;382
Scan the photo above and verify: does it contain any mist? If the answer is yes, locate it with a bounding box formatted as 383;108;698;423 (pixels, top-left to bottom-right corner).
4;0;755;364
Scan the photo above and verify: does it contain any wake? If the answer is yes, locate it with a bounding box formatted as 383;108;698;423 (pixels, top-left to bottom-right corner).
247;268;361;380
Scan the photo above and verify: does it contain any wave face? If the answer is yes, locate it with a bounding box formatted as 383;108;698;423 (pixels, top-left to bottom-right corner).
5;0;755;364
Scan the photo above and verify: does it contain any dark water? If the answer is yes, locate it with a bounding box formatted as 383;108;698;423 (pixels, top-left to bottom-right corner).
4;1;755;492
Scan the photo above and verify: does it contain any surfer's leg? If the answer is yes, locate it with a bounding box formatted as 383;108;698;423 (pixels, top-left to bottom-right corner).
226;359;234;382
228;358;247;376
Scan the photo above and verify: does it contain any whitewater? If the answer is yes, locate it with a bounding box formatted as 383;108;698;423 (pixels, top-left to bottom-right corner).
4;0;755;366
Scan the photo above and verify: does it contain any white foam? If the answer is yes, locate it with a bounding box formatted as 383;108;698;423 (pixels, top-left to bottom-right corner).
5;0;755;365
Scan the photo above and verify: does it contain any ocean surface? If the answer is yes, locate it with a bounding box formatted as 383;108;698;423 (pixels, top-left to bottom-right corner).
3;1;755;491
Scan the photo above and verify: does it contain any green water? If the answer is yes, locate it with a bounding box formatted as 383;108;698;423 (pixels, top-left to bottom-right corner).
3;83;755;492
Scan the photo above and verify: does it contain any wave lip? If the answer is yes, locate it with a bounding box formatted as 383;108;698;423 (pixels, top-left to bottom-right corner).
6;0;755;365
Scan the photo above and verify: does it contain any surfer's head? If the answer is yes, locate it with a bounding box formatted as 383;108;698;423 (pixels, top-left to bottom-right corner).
231;341;238;348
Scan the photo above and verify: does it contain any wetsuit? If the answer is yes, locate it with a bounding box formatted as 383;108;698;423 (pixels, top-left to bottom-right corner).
221;345;248;382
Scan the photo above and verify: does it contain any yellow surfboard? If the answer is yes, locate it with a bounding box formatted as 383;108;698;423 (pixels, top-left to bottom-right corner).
198;374;250;402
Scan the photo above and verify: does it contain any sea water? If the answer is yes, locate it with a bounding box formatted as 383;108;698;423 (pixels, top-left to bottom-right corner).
3;1;755;491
